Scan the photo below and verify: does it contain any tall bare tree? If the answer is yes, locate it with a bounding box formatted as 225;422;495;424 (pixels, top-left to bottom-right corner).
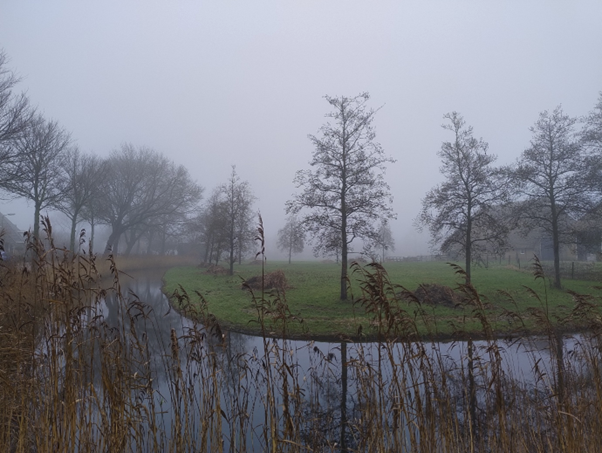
582;92;602;209
0;51;33;187
145;212;185;255
581;92;602;242
98;144;203;255
513;106;590;289
363;219;395;263
277;215;305;264
80;189;102;255
582;91;602;152
287;93;395;300
55;149;106;252
311;224;343;263
417;112;509;283
220;166;255;275
193;189;229;265
2;115;70;239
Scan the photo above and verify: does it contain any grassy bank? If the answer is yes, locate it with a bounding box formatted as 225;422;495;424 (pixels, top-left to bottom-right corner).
4;225;602;451
95;253;198;277
163;259;602;339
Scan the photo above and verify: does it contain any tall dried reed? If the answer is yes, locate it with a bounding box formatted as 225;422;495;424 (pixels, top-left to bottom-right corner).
1;218;602;452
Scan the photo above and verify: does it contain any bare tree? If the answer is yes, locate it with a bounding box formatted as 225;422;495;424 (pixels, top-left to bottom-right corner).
582;91;602;152
363;219;395;263
98;144;203;255
219;166;255;275
277;215;305;264
142;210;193;255
80;189;102;255
55;149;106;252
0;51;33;187
287;93;395;300
194;189;229;265
417;112;509;283
580;92;602;245
2;115;70;239
513;106;590;289
311;224;343;263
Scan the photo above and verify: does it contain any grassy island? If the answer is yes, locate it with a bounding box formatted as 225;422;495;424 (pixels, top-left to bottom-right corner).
163;259;602;340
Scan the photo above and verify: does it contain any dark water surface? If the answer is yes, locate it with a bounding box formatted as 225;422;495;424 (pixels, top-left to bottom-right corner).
88;272;583;451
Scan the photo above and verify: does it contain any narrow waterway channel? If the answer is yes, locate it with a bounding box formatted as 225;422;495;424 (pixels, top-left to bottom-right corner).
78;271;587;451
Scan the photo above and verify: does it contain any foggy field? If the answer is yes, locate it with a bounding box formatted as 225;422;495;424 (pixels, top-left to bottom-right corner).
163;260;602;339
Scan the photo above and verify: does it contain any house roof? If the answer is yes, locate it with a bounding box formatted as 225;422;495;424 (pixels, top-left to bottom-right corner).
0;212;22;246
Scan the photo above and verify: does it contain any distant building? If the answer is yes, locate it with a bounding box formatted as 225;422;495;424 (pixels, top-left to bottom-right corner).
503;228;577;265
0;212;23;255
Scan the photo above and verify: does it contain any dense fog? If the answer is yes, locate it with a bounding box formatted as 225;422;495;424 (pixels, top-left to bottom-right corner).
1;1;601;261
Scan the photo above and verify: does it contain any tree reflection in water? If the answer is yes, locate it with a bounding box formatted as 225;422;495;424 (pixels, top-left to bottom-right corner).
38;270;597;452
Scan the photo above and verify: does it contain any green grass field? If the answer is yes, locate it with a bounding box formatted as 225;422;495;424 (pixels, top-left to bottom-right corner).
163;259;602;339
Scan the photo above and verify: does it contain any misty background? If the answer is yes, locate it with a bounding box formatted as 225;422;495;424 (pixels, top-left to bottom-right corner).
1;1;601;259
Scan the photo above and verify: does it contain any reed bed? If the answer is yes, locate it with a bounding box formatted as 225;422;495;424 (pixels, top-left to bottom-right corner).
1;218;602;452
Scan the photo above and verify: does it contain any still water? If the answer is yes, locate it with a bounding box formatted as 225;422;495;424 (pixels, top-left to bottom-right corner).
88;273;584;451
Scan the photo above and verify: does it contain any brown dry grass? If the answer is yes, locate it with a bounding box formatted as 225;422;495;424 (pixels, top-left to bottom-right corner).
244;270;290;291
2;219;602;451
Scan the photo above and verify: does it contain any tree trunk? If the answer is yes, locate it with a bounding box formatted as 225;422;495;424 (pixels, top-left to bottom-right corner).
467;338;477;438
160;229;167;255
125;229;146;256
70;214;77;253
104;228;123;255
340;341;348;452
124;230;136;256
341;213;348;300
147;230;155;254
89;214;96;255
465;215;472;285
551;203;562;289
215;244;221;266
204;238;211;264
33;201;41;241
228;212;235;275
554;330;565;405
229;236;235;276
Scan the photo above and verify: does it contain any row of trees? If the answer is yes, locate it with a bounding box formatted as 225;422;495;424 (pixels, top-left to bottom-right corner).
1;50;395;290
418;97;602;289
15;40;598;301
288;91;602;299
0;51;206;255
0;51;264;268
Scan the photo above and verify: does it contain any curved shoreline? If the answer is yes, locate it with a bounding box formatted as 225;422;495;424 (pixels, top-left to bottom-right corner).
164;284;585;344
158;261;596;344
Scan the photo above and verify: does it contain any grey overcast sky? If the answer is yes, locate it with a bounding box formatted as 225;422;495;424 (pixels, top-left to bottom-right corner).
1;1;601;257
